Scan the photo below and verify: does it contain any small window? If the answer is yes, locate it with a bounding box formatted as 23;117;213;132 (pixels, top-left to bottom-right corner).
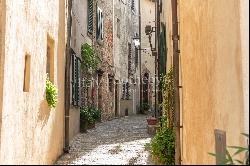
117;18;120;38
108;75;114;92
97;7;104;41
87;0;94;34
131;0;135;11
23;54;31;92
47;35;55;82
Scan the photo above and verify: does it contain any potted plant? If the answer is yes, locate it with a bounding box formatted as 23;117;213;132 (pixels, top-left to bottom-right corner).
87;107;96;129
80;107;95;132
147;116;158;125
92;107;101;122
141;103;150;115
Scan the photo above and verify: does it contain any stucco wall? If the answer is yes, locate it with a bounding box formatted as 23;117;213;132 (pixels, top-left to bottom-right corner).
0;0;6;154
179;0;247;164
0;0;66;164
162;0;173;69
140;0;156;106
68;0;93;143
239;0;249;134
113;0;139;116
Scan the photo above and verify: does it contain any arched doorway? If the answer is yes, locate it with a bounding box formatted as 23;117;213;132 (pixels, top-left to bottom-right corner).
143;73;149;103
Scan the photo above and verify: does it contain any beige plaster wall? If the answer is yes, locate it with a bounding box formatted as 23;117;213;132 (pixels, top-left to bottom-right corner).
239;0;249;134
179;0;247;164
0;0;6;155
140;0;156;106
0;0;66;164
69;0;93;143
162;0;173;70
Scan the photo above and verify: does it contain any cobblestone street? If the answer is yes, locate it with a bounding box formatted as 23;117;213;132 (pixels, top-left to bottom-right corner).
56;115;154;165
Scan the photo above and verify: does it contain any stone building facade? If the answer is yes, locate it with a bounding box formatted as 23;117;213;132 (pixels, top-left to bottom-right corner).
0;0;66;164
91;0;115;120
138;0;156;111
113;0;140;116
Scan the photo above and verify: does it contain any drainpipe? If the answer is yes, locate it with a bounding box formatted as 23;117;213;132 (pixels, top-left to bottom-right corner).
139;0;142;110
64;0;73;153
171;0;181;164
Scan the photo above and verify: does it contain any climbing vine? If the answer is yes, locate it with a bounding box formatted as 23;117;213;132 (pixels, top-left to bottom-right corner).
160;67;174;128
81;43;100;72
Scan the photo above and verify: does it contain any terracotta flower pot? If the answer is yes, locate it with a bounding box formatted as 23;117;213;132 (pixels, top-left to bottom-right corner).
147;117;157;125
87;122;95;129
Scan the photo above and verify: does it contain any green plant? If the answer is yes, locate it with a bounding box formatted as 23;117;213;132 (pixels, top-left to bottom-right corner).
81;43;100;71
80;107;95;124
160;67;174;128
141;103;150;113
92;107;101;121
46;76;58;108
208;133;249;165
151;127;175;165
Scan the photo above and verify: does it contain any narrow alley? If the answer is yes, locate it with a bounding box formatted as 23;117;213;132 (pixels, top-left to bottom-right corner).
56;115;154;165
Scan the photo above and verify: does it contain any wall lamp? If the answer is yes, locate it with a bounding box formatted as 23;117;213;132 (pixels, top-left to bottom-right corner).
145;25;157;53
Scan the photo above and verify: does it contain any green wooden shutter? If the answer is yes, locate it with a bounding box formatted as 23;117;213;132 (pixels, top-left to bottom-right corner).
159;24;167;76
87;0;93;34
72;54;81;107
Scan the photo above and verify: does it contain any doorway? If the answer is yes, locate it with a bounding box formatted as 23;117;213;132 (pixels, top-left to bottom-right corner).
115;80;119;117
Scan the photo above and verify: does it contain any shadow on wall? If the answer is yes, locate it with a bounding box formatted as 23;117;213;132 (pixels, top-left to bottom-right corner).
38;99;51;130
0;0;7;158
46;0;66;163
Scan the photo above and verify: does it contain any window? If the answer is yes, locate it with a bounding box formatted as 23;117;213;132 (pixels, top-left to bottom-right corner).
72;52;81;107
128;43;132;77
87;0;93;34
135;47;138;68
96;7;104;41
122;81;130;100
23;54;31;92
131;0;135;11
47;35;55;82
108;75;114;92
117;18;120;38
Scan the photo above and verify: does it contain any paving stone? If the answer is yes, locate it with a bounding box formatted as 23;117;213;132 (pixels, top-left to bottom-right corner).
55;115;155;165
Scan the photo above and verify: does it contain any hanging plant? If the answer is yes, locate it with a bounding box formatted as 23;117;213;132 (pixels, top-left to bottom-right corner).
81;43;100;72
46;75;58;108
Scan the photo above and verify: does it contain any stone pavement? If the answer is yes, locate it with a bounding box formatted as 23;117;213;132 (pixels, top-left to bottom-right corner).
55;115;155;165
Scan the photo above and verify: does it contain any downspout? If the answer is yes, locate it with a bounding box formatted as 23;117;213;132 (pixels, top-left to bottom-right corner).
154;0;157;117
64;0;73;153
171;0;181;164
139;0;142;110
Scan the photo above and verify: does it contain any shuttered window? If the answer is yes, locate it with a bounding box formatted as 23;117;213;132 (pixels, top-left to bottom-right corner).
128;43;132;77
131;0;135;11
96;7;104;41
72;53;81;107
87;0;93;34
135;47;138;68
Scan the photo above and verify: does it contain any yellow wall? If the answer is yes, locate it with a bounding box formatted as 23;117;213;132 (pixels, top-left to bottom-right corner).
0;0;66;164
179;0;248;164
0;0;6;155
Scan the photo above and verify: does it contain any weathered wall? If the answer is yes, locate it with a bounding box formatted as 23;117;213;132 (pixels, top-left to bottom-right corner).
239;0;249;134
113;0;139;116
92;0;115;120
68;0;93;142
0;0;66;164
162;0;173;69
0;0;6;154
179;0;247;164
140;0;156;106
